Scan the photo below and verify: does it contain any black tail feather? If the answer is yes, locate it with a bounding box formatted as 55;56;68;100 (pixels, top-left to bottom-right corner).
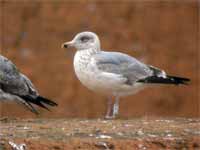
19;95;57;112
137;75;190;85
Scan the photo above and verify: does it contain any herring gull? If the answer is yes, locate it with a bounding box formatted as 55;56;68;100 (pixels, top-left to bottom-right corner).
62;31;190;119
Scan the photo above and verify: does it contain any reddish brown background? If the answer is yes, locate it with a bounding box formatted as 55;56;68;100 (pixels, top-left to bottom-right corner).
0;1;199;118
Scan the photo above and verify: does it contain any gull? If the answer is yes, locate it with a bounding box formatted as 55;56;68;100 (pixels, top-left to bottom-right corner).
62;31;190;119
0;55;57;114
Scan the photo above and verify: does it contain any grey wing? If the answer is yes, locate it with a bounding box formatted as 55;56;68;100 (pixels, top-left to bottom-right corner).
92;51;153;85
20;73;39;97
0;55;35;96
0;55;57;113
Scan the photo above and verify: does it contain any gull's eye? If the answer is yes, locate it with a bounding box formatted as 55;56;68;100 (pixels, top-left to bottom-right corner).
80;36;90;42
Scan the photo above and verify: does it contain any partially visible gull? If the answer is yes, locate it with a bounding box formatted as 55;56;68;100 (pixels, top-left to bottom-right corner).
0;55;57;114
62;31;190;119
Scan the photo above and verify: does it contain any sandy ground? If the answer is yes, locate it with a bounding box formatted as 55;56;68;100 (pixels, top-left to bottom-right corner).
0;118;200;150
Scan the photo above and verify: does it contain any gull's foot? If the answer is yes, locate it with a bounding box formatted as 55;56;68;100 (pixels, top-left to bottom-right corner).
104;114;119;120
104;115;115;120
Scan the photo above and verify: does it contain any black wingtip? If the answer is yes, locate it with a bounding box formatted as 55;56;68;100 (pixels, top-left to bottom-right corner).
137;75;190;85
37;96;58;106
167;75;190;84
19;95;57;113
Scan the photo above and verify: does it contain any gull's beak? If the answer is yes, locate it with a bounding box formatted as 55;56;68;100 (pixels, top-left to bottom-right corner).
61;41;74;49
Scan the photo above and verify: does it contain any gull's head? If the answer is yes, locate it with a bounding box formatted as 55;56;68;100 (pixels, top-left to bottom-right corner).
62;31;100;50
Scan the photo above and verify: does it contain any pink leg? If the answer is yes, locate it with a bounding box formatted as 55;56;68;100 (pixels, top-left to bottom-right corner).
105;96;114;119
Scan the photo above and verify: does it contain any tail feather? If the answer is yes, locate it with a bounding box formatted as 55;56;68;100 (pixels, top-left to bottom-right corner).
19;95;58;112
137;75;190;85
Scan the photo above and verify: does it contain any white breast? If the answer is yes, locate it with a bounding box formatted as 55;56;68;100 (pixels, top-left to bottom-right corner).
74;50;113;94
73;50;101;90
73;51;90;84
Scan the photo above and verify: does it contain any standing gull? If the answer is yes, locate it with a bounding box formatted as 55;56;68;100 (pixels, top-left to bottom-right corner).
0;55;57;114
62;31;190;119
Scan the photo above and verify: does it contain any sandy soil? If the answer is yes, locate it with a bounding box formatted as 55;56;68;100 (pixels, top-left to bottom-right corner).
0;118;200;150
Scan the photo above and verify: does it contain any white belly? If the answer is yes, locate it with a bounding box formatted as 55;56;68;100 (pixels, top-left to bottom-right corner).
73;51;145;96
